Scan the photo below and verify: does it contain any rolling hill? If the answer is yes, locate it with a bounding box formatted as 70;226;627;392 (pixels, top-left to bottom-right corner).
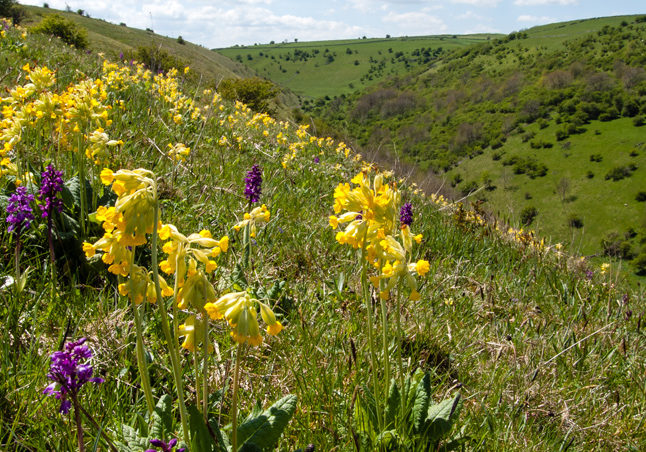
221;15;646;277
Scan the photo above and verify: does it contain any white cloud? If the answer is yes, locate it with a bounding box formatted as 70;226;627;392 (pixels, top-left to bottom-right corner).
514;0;577;5
517;14;555;22
451;0;502;6
382;9;447;34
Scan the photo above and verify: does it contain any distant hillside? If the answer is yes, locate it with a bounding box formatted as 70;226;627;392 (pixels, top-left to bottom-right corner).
215;34;499;100
303;15;646;278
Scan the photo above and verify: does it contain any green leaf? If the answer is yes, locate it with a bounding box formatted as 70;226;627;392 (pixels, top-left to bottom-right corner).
237;394;297;451
120;424;149;450
424;393;461;443
150;395;173;441
411;372;431;434
354;387;379;436
375;429;400;449
189;405;217;452
384;379;400;429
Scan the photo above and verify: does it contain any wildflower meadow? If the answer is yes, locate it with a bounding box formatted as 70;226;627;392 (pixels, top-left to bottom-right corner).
0;18;644;451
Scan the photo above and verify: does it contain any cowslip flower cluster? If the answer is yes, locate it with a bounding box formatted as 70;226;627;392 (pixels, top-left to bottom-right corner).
6;186;34;236
159;225;229;281
38;164;64;218
146;438;185;452
233;204;270;238
204;291;282;346
330;170;429;300
83;168;157;275
43;338;103;414
244;164;262;204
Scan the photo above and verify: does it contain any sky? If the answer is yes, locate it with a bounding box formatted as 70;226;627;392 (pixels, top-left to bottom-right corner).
19;0;646;48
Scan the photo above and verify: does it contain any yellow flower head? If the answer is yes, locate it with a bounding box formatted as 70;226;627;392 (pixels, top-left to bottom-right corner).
204;291;282;346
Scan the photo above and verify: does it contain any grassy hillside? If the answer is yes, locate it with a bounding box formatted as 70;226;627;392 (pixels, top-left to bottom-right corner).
303;15;646;277
20;4;251;83
215;34;498;100
1;14;645;452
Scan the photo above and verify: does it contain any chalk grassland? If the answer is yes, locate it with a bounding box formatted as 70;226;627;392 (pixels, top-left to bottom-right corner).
0;11;644;452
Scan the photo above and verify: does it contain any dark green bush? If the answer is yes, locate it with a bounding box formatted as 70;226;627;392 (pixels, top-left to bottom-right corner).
218;77;278;114
636;191;646;202
589;154;603;162
633;252;646;276
605;166;633;181
633;116;645;127
125;46;186;74
520;206;538;226
32;14;88;49
0;0;25;24
568;214;583;228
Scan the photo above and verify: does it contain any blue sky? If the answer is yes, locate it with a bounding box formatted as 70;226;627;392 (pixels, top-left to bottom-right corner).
19;0;646;48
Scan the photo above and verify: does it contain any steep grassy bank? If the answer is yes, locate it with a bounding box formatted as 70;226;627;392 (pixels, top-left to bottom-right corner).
0;18;644;452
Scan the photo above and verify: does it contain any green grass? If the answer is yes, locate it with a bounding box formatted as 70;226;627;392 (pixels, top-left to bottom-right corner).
216;34;498;100
449;118;646;257
1;15;645;452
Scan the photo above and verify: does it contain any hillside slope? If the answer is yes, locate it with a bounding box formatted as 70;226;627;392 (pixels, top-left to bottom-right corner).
1;12;645;452
303;15;646;277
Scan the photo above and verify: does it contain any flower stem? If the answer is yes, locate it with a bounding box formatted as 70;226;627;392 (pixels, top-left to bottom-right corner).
134;303;155;415
231;342;244;452
202;316;209;421
72;395;86;452
129;251;154;415
379;294;391;413
151;202;189;443
359;238;383;431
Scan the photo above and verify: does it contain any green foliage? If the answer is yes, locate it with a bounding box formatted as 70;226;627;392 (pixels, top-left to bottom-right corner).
218;77;278;114
31;13;88;49
116;396;184;452
520;206;538;226
636;191;646;202
125;45;187;74
236;395;297;451
354;371;463;451
605;165;635;181
1;0;25;23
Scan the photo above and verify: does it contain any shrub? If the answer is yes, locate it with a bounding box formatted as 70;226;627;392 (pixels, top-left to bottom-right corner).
460;181;478;196
1;0;26;24
125;45;186;74
32;14;88;49
177;35;185;45
589;154;603;162
586;170;594;179
605;166;633;181
555;129;569;141
633;252;646;276
636;191;646;202
633;116;645;127
601;232;634;259
568;214;583;228
218;77;278;114
520;206;537;226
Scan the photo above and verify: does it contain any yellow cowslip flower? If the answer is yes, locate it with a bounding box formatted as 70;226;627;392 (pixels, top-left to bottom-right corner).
117;264;173;304
158;223;229;281
86;128;122;165
176;270;217;311
233;204;270;238
204;291;282;346
27;66;56;91
178;315;213;352
100;168;157;244
167;142;190;162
